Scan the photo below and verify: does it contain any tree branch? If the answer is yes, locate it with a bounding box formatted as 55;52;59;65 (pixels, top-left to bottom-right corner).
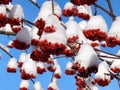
94;48;120;58
0;30;15;36
51;0;54;14
22;19;35;26
93;3;116;19
0;45;13;58
106;0;115;20
29;0;40;9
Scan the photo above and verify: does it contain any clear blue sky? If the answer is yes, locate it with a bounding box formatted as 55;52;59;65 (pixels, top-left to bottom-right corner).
0;0;120;90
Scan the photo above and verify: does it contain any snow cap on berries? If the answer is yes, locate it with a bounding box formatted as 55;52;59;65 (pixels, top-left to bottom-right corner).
9;4;24;20
48;78;59;90
7;58;18;73
0;4;7;15
108;16;120;39
74;44;99;77
65;18;79;42
33;81;43;90
86;15;108;33
20;80;29;90
36;1;61;21
78;20;87;30
16;26;32;45
21;56;37;79
94;61;111;86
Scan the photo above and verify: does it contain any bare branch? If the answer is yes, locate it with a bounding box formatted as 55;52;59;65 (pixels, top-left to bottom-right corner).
106;0;115;20
30;79;35;84
94;48;120;59
98;55;120;59
0;30;15;36
94;4;97;15
29;0;40;9
22;19;35;26
0;45;13;58
51;0;54;14
93;3;116;20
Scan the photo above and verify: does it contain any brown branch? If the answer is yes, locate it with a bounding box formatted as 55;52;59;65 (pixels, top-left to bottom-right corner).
93;3;116;19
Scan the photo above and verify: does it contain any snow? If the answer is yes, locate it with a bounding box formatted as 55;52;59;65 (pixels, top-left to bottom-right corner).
16;26;32;45
78;20;87;30
65;61;73;70
116;50;120;55
85;77;98;90
20;80;29;89
40;15;67;45
77;5;89;14
54;65;62;76
21;58;37;76
65;19;79;39
0;24;12;32
64;2;74;9
0;4;6;15
108;17;120;39
48;78;59;90
36;1;61;21
110;59;120;70
94;61;110;80
19;53;27;63
37;62;46;69
77;5;92;16
75;44;99;69
33;81;43;90
31;26;39;40
86;15;108;33
78;28;88;44
6;3;13;11
7;58;18;68
9;4;24;20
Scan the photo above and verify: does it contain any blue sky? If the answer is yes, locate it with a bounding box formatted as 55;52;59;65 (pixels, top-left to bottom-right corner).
0;0;120;90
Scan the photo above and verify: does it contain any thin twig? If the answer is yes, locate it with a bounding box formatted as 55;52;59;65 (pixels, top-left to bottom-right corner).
0;45;13;58
98;55;120;59
0;30;15;36
51;72;54;82
83;78;92;90
22;19;35;26
94;48;120;58
94;4;97;15
93;3;116;19
51;0;54;14
98;57;112;64
30;79;35;84
106;0;115;20
52;55;66;59
29;0;40;9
